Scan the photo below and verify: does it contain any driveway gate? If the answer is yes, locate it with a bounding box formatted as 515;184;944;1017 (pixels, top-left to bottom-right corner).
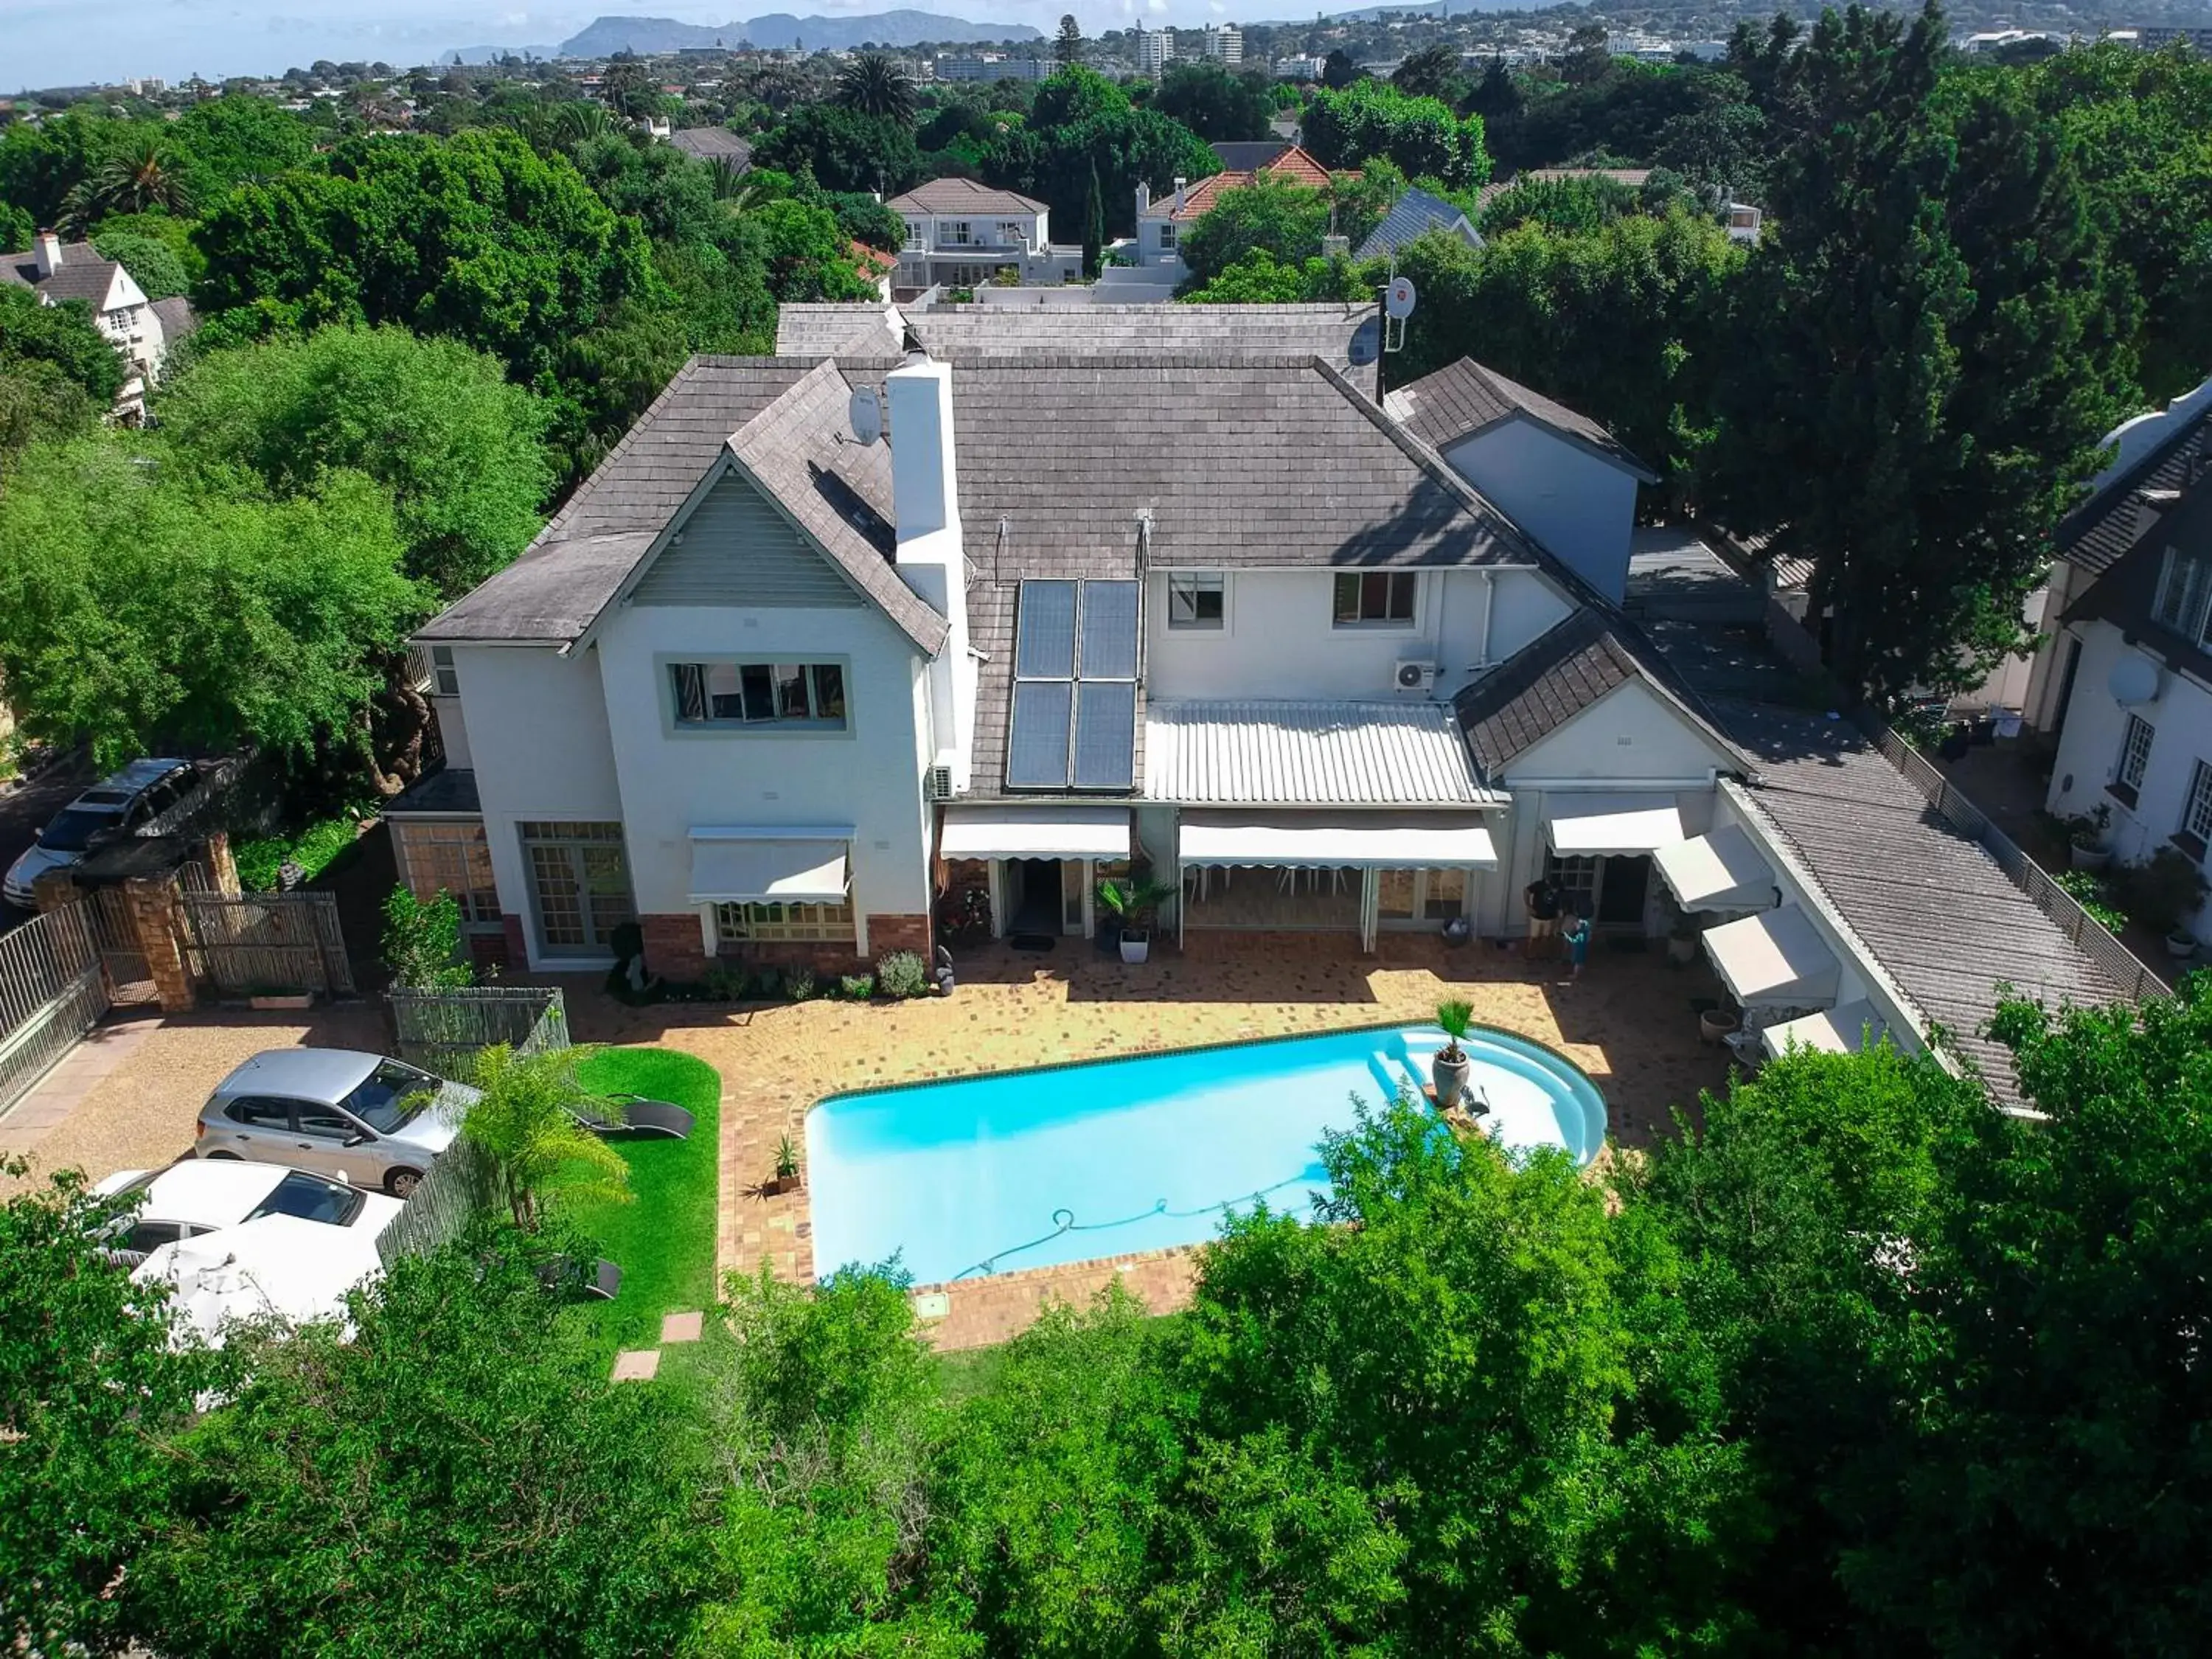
0;902;109;1116
178;891;356;999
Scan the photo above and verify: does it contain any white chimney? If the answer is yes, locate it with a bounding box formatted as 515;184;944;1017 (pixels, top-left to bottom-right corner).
1173;176;1187;215
1135;180;1151;216
884;350;974;788
34;231;62;276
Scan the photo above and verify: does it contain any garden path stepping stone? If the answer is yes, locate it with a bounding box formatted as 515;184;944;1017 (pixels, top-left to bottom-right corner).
661;1311;703;1343
611;1349;661;1382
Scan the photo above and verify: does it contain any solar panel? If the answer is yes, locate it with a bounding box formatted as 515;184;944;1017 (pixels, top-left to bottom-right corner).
1078;580;1139;680
1005;681;1074;789
1071;681;1138;790
1015;580;1077;679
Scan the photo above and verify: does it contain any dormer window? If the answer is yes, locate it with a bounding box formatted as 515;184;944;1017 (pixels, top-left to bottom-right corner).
2152;546;2212;650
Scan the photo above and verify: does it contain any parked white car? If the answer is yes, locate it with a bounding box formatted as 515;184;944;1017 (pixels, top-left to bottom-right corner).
94;1161;403;1346
3;757;207;908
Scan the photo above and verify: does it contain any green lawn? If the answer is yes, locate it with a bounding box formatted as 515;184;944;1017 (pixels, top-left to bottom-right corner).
563;1047;723;1352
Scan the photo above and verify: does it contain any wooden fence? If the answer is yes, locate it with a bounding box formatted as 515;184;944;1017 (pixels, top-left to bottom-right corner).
375;1133;501;1267
178;890;355;999
0;902;108;1117
389;984;568;1080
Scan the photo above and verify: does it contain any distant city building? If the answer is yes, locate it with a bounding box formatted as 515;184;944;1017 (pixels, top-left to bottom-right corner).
2134;24;2212;49
1273;54;1326;80
1202;24;1244;65
1135;27;1173;78
934;53;1052;82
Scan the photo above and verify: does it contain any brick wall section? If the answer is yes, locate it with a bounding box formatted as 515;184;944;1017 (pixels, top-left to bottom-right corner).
498;914;528;968
641;912;711;981
868;913;933;959
123;876;195;1012
705;913;933;979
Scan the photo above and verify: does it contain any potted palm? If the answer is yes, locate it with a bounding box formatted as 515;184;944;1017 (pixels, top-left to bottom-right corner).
1097;874;1177;964
765;1135;802;1196
1432;998;1475;1110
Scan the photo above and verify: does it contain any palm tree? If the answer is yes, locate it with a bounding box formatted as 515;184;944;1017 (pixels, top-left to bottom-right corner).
57;140;194;234
458;1043;632;1232
709;156;763;207
833;53;916;125
552;99;616;147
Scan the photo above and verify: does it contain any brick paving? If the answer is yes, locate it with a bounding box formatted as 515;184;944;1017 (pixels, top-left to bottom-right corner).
559;932;1734;1352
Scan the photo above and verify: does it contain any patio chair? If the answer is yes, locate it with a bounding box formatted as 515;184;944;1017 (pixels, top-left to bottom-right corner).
570;1093;695;1140
535;1254;624;1301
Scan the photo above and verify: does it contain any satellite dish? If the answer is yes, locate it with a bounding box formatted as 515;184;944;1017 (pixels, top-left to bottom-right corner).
1385;276;1418;320
848;385;883;446
2108;654;2161;706
1348;316;1381;367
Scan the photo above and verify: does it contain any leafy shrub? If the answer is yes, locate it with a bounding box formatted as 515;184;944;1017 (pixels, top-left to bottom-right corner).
381;886;472;990
235;810;368;892
839;973;874;1001
703;963;749;1001
787;967;818;1002
754;965;784;1000
2054;869;2127;933
876;950;928;998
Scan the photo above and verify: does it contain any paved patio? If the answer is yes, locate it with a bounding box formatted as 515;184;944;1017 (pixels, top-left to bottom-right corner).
561;932;1735;1351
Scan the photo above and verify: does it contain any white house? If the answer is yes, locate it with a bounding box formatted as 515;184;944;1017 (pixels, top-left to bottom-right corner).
1132;145;1341;278
0;231;177;417
399;303;1757;982
885;178;1082;291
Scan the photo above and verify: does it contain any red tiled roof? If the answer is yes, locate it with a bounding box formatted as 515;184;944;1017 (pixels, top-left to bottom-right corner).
1166;145;1352;220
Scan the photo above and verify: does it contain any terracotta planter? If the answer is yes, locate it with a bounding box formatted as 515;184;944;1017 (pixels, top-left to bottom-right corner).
1431;1048;1472;1110
1700;1009;1741;1045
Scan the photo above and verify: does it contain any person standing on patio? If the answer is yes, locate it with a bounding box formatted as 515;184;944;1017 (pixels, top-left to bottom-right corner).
1525;875;1562;959
1564;911;1593;982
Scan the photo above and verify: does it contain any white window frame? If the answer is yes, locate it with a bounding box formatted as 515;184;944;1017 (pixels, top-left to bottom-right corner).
1167;570;1226;630
1332;570;1418;629
946;219;973;246
429;644;460;697
662;657;851;736
2118;712;2155;793
1158;221;1179;251
2152;547;2212;646
2184;758;2212;846
902;218;928;251
714;898;856;945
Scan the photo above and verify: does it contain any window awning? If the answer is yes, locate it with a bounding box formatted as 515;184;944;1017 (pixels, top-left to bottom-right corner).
1700;905;1840;1007
1545;792;1686;856
1761;999;1888;1060
1653;823;1776;912
1179;810;1498;870
687;832;849;904
939;804;1130;861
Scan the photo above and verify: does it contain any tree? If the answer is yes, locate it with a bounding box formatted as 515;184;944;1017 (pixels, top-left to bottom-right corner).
1056;13;1085;69
1393;44;1465;104
754;102;924;195
1179;175;1333;288
0;434;422;768
0;282;123;408
1183;248;1327;302
57;138;194;232
88;228;190;299
1561;23;1615;86
0;1162;216;1658
119;1227;706;1658
833;52;917;125
1083;157;1106;277
380;886;473;990
1477;171;1638;237
1155;62;1273;142
601;52;661;122
751;198;882;301
1304;78;1491;188
1700;2;2138;701
153;324;552;599
459;1043;632;1233
1321;48;1361;90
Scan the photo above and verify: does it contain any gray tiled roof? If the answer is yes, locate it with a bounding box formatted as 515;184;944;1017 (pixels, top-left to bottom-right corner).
776;303;902;360
887;177;1047;215
1355;186;1481;262
1209;139;1293;170
150;294;197;342
0;240;120;306
1453;607;1750;782
1387;358;1655;479
669;127;752;166
386;767;481;815
1717;701;2124;1105
906;302;1377;366
2056;406;2212;579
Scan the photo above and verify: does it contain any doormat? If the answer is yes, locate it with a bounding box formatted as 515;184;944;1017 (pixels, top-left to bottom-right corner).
1010;933;1057;953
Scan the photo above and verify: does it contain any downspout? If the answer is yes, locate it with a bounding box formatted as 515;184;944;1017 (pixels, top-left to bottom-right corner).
1476;569;1495;671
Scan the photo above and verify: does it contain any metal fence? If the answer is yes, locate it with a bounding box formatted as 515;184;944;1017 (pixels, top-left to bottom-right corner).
81;886;159;1006
178;890;355;999
1860;719;2171;1004
0;902;109;1116
375;1133;501;1268
389;984;568;1080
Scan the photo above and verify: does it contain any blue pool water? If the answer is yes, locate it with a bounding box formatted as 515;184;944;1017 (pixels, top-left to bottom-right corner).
805;1024;1606;1285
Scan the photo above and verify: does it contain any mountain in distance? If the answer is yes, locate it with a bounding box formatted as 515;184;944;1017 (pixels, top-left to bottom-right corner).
558;12;1041;55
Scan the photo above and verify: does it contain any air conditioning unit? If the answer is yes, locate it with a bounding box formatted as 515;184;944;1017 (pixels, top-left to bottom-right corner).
1394;659;1439;696
926;765;955;801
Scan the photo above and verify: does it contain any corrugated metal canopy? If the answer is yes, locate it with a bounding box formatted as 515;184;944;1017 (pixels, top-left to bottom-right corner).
1702;905;1840;1007
688;835;849;904
939;805;1131;860
1654;823;1775;911
1546;793;1687;856
1147;700;1496;806
1761;999;1888;1059
1179;810;1498;869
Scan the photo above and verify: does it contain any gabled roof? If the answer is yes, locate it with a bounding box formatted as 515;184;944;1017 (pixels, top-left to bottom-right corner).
888;177;1047;216
150;294;198;343
1386;358;1657;481
1209;139;1293;171
776;302;902;359
2062;470;2212;691
2055;402;2212;580
1452;608;1753;782
0;239;122;306
1161;144;1340;222
1355;185;1481;262
668;127;752;166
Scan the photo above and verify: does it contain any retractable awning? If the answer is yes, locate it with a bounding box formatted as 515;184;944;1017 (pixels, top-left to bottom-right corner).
1178;810;1498;869
1761;999;1889;1059
1701;905;1840;1006
1545;792;1686;856
939;804;1131;861
687;832;849;904
1654;823;1776;912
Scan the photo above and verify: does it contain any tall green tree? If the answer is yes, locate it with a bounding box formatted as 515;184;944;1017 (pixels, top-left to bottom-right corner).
1700;1;2136;700
754;102;924;195
1154;62;1273;142
1179;175;1334;288
1303;78;1491;189
832;52;917;125
1056;13;1085;69
57;137;194;232
459;1043;631;1233
1392;44;1466;103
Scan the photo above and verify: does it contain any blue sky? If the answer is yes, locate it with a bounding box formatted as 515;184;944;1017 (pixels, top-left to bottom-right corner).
1;0;1266;91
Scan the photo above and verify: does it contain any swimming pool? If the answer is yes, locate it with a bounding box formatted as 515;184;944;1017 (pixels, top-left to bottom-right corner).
805;1023;1606;1285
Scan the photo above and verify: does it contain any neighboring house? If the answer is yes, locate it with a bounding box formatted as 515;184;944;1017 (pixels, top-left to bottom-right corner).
0;231;175;417
1356;185;1484;263
1723;201;1763;244
401;302;1762;982
667;126;753;170
886;178;1082;291
1133;144;1342;277
2039;461;2212;948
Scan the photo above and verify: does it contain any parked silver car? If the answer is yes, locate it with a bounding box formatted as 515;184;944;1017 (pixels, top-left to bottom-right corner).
3;757;206;908
194;1049;474;1197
